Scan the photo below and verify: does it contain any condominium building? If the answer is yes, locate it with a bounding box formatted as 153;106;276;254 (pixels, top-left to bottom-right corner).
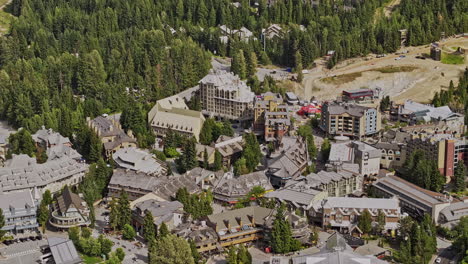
49;187;90;230
148;95;205;141
406;133;457;178
0;190;39;236
266;137;309;187
212;171;273;204
87;115;137;157
300;166;363;198
198;70;255;120
253;92;291;143
33;127;72;149
132;199;184;233
320;197;401;233
329;140;382;176
320;102;381;138
113;147;167;176
0;145;88;194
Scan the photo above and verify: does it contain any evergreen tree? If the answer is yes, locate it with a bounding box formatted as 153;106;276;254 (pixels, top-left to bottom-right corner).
455;164;466;193
0;208;5;240
122;224;136;240
247;52;257;77
214;150;223;171
118;191;132;229
149;234;195;264
109;199;120;230
321;138;331;161
189;239;201;264
176;137;198;173
232;50;247;80
358;209;372;235
270;204;300;253
144;211;156;242
159;222;169;238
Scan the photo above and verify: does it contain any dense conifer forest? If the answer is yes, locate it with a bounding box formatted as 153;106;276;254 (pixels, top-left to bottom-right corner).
0;0;465;134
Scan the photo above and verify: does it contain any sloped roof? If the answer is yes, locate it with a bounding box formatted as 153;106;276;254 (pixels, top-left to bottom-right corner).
0;190;35;211
207;206;275;231
57;187;85;214
213;171;273;201
48;237;82;264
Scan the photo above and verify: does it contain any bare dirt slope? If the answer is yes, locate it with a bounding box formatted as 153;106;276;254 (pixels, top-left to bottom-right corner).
302;37;467;103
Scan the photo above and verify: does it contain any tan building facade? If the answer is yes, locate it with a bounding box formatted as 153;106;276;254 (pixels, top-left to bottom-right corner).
320;102;381;138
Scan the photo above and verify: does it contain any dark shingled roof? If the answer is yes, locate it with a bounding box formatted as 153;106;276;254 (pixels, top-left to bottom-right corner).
57;187;85;214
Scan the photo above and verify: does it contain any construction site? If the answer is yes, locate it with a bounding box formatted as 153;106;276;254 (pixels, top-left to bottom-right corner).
300;36;467;104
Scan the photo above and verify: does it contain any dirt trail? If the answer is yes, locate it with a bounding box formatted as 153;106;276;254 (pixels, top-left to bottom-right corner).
301;38;468;103
384;0;401;17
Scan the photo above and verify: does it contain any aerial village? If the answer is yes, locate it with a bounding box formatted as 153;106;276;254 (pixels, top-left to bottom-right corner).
0;1;466;264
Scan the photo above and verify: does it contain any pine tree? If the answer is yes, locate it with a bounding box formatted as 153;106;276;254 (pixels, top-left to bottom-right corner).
358;209;372;235
247;52;257;77
214;150;223;171
270;204;298;253
203;148;209;169
88;131;102;162
118;191;132;229
321;138;331;161
189;239;201;264
0;208;5;240
455;164;466;193
144;211;156;242
232;50;247;80
159;222;169;238
176;137;198;173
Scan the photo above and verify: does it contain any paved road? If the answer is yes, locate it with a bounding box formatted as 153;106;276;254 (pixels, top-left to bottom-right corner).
435;247;457;264
94;205;148;264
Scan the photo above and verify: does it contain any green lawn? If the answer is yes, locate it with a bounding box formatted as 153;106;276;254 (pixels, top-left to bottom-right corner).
441;53;465;65
80;254;102;264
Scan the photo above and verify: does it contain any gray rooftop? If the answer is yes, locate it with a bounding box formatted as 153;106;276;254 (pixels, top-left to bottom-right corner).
325;103;371;117
265;188;321;206
0;146;88;193
113;147;166;176
301;169;357;188
33;127;71;146
109;169;163;192
291;232;388;264
329;141;381;162
134;200;183;225
90;116;121;137
0;190;35;211
323;197;399;210
400;100;454;121
48;237;82;264
267;137;308;179
373;175;450;208
440;201;468;222
213;171;273;201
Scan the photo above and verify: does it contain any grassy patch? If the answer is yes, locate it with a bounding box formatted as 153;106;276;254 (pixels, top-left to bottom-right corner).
80;254;102;264
0;0;15;34
372;66;417;73
321;72;362;85
441;53;465;65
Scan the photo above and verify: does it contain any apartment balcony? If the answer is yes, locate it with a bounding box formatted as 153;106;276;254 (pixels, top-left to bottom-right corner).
49;211;90;229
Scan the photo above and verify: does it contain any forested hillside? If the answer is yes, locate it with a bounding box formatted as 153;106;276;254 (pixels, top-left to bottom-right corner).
0;0;466;134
